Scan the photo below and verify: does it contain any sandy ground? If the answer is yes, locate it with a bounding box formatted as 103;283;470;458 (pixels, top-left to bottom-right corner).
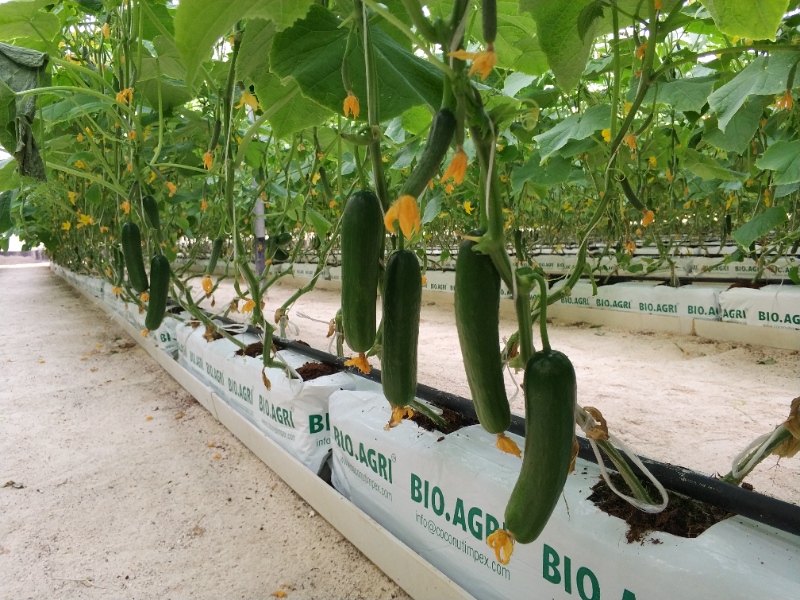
2;264;798;599
193;272;799;506
0;264;410;600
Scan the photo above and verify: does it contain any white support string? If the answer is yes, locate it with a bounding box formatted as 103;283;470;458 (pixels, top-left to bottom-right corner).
729;426;786;480
575;405;669;514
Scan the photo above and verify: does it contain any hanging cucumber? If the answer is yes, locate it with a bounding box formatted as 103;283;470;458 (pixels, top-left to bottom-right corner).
454;233;518;452
206;237;224;274
381;249;421;409
400;108;456;199
341;190;383;360
142;195;161;233
112;244;125;287
489;349;576;563
121;222;148;293
144;254;171;331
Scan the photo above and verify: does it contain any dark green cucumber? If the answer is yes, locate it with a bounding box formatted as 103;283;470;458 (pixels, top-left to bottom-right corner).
506;349;576;544
274;232;292;246
381;250;421;407
144;254;170;331
206;237;223;274
341;190;384;353
121;221;148;292
142;195;161;232
112;244;125;286
619;174;648;212
483;0;497;44
400;108;456;199
454;232;509;433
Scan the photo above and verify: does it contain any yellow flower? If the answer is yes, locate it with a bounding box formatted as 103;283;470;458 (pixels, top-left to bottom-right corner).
449;45;497;81
499;174;509;183
601;129;611;142
775;90;793;111
75;160;87;169
203;150;213;170
384;405;414;430
140;291;149;302
61;221;71;231
642;210;655;227
102;23;110;38
329;199;338;208
241;299;256;313
200;199;208;211
683;200;692;210
126;161;133;173
421;275;427;286
496;433;521;458
120;200;130;215
444;183;454;195
112;286;123;297
625;240;636;256
463;201;474;215
654;0;662;10
384;195;421;239
166;182;177;197
115;87;134;104
202;275;213;295
440;147;468;185
235;90;260;111
381;156;388;163
487;529;514;565
76;133;84;142
343;91;360;119
76;214;94;229
665;168;673;182
100;226;109;233
623;101;633;116
68;191;77;205
148;171;157;183
127;130;136;140
344;352;371;374
623;133;637;150
647;156;657;168
636;43;647;60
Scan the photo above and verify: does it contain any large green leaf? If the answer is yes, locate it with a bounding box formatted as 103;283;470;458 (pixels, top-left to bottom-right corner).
698;0;789;40
755;140;800;185
254;73;330;140
490;2;548;76
709;53;800;131
520;0;597;91
682;148;740;181
703;99;763;154
657;77;716;113
237;18;277;85
0;0;60;43
270;5;443;121
534;104;610;162
732;206;789;247
175;0;314;86
512;152;573;193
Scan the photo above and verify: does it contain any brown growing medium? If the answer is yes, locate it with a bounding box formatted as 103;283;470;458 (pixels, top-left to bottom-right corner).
409;401;478;435
237;341;264;357
295;361;340;381
588;473;733;544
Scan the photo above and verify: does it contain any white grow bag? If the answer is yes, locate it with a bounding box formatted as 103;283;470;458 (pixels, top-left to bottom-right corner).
330;390;800;600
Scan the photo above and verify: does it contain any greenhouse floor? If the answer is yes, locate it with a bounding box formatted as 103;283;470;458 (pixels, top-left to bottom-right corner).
0;264;409;599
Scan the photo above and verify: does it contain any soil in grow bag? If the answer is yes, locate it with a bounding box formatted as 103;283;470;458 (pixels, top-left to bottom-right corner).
409;401;478;435
588;473;733;543
295;361;340;381
237;341;264;358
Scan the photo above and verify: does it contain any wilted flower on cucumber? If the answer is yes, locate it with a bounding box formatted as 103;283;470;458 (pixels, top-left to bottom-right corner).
440;148;468;185
384;195;421;239
343;91;360;120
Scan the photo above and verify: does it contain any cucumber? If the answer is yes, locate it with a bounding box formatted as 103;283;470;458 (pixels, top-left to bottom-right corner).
400;108;456;199
505;349;576;544
274;232;292;246
121;222;148;292
206;237;223;274
341;190;383;353
381;249;421;407
144;254;170;331
112;244;125;286
454;232;510;433
483;0;497;44
142;195;161;232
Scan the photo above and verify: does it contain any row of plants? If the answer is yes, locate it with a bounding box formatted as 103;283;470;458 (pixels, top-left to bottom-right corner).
1;0;798;564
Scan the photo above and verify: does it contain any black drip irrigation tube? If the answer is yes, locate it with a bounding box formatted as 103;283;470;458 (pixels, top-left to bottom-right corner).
269;335;800;538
